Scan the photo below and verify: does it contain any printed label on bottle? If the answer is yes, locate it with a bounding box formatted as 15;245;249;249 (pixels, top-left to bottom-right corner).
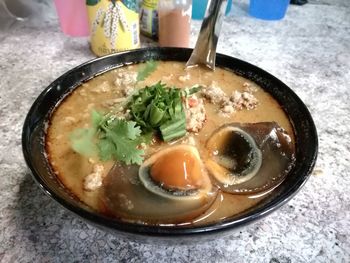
87;0;140;56
140;0;158;38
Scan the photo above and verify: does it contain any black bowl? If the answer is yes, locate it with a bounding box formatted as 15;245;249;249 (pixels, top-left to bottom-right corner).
22;47;318;243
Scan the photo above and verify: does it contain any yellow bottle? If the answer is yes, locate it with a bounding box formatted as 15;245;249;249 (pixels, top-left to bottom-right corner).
86;0;140;56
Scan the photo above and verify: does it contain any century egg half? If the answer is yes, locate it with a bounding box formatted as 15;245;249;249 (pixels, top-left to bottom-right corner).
103;145;217;224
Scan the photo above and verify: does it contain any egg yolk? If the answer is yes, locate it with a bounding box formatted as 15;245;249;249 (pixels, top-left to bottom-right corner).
150;149;203;190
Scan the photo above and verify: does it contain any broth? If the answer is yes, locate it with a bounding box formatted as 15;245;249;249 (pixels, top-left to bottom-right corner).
46;61;295;226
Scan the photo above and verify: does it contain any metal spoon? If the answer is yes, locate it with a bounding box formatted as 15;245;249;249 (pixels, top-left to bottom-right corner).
186;0;228;70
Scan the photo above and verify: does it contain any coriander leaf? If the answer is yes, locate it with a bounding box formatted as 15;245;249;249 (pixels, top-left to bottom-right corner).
106;119;142;140
96;118;144;165
97;138;115;161
69;128;98;157
91;110;103;129
105;130;144;165
137;60;158;82
70;111;145;165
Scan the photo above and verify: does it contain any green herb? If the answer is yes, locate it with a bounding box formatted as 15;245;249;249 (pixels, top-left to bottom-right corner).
128;82;186;141
69;80;202;163
160;118;186;142
70;128;98;157
136;60;158;82
70;111;144;165
182;85;203;97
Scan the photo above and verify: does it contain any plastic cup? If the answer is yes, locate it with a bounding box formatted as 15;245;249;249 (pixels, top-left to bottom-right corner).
249;0;290;20
192;0;232;20
53;0;89;36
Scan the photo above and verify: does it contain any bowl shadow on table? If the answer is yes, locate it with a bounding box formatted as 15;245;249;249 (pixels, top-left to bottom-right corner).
14;171;249;259
14;172;150;258
14;172;75;241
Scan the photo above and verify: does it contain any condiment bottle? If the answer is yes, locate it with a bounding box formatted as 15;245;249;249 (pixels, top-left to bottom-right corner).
140;0;159;39
158;0;192;48
86;0;140;56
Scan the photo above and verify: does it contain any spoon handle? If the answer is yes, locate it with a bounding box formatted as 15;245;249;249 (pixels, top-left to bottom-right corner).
186;0;228;70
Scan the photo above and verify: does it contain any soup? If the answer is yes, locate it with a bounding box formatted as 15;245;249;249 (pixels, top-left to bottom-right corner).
46;61;295;226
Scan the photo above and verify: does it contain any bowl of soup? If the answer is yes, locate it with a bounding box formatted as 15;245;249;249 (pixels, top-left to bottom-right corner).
22;47;318;243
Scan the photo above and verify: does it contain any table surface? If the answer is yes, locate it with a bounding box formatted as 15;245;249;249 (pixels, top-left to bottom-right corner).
1;0;349;262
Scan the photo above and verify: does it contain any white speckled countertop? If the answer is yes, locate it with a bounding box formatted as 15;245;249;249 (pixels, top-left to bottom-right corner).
0;0;349;262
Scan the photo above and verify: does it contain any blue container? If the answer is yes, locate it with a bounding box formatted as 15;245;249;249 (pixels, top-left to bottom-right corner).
192;0;232;20
249;0;289;20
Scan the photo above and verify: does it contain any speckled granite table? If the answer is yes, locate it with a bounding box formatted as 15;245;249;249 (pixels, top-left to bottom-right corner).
1;0;349;262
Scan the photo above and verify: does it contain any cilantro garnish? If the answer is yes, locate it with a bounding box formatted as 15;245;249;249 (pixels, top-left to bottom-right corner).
70;61;202;164
70;128;98;157
70;111;144;165
136;60;158;82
